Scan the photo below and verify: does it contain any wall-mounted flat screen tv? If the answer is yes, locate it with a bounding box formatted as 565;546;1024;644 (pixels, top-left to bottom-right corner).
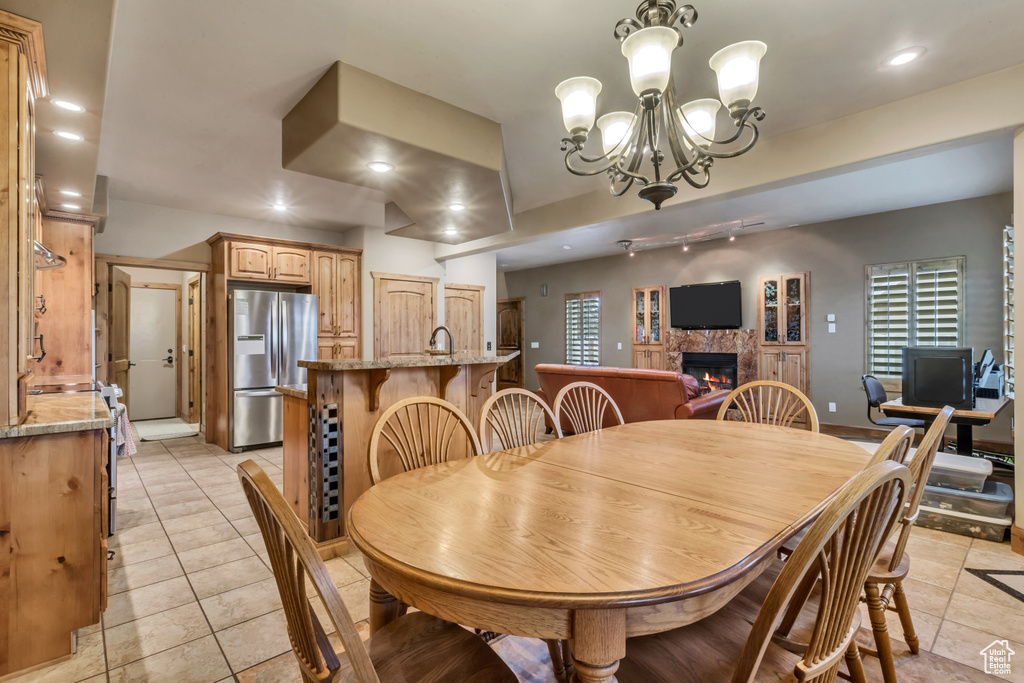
669;280;742;329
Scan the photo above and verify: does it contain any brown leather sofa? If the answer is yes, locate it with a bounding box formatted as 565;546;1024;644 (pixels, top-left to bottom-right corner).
535;364;730;432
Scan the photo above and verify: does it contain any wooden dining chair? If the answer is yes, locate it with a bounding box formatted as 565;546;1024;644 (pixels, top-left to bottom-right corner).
236;460;517;683
552;381;624;436
478;388;559;453
368;396;483;485
862;405;954;683
716;380;820;432
615;460;910;683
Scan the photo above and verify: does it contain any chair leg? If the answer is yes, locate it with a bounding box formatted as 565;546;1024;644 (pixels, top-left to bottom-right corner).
892;580;919;654
864;582;898;683
546;639;570;683
777;567;817;637
843;640;868;683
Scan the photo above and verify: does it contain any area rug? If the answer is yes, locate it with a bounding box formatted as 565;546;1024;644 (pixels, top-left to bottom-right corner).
134;418;199;441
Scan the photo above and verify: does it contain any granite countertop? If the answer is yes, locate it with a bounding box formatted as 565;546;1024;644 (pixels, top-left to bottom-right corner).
0;392;114;440
275;384;307;400
299;349;520;372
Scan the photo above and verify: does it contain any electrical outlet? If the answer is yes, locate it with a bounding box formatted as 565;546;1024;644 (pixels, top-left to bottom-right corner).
828;402;837;413
530;342;539;349
828;323;836;334
617;342;622;350
486;341;492;351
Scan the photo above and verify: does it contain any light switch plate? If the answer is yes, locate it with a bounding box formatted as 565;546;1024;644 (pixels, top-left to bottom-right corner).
828;323;836;333
828;402;837;413
530;342;539;349
617;342;622;350
827;313;836;322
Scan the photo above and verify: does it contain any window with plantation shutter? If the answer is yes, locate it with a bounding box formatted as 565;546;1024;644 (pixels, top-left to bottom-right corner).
865;256;965;378
1005;226;1014;399
566;292;600;365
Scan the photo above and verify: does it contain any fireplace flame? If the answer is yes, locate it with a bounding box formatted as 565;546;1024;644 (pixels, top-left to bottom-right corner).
700;372;733;395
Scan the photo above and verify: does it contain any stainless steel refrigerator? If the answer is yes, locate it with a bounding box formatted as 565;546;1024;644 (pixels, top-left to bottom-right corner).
230;290;317;450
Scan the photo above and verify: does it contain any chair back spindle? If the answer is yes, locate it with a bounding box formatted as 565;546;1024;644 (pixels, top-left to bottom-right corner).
717;381;819;432
552;381;625;436
478;388;558;453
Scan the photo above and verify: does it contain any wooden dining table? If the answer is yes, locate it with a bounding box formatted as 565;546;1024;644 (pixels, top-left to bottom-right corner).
347;420;871;683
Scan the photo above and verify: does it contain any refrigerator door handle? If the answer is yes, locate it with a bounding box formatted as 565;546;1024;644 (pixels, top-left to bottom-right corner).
270;294;279;384
235;389;282;398
280;296;288;382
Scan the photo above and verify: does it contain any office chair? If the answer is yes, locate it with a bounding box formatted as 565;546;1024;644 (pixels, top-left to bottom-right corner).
862;374;927;429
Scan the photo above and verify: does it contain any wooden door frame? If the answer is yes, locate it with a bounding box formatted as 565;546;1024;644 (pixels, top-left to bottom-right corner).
445;282;485;351
131;282;183;420
187;275;202;424
371;272;439;359
496;297;525;389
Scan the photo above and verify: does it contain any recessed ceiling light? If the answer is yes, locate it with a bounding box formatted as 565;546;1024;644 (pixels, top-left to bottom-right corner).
60;190;82;197
448;203;466;212
366;161;394;173
272;203;287;211
62;203;80;210
562;244;572;250
55;130;83;141
52;100;85;112
883;47;926;67
444;227;457;235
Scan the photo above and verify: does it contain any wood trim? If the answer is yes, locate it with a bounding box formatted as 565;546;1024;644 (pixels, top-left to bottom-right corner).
207;231;362;256
371;271;439;285
131;282;183;420
445;283;485;292
33;173;45;215
0;10;46;98
95;253;211;272
1011;525;1024;557
41;210;100;229
187;275;202;425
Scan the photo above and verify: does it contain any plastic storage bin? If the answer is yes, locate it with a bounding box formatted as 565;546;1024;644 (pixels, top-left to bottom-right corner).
915;506;1010;541
921;481;1013;518
927;452;992;493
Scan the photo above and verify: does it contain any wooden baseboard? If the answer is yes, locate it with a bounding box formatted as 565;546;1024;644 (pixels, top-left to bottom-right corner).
1011;526;1024;557
819;422;1013;456
315;535;350;562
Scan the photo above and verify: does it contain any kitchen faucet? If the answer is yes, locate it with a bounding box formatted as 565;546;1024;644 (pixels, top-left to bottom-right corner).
429;325;454;358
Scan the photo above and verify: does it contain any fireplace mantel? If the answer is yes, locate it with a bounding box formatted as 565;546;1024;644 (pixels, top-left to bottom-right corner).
666;329;757;387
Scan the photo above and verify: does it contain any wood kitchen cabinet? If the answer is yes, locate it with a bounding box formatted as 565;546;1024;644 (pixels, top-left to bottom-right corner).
318;338;358;360
757;272;810;395
228;241;312;284
631;286;666;370
313;250;360;338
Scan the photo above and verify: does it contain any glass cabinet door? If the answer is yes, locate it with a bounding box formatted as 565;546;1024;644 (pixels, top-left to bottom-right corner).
785;275;804;343
649;288;661;343
762;277;779;343
635;290;645;343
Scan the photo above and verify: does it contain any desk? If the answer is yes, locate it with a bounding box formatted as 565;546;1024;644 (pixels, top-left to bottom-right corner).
880;396;1009;455
348;420;869;683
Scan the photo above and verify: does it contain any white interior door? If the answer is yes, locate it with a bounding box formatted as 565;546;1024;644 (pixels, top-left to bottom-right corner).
131;287;178;420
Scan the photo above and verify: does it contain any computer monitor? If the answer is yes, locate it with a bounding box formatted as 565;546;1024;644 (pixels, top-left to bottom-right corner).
901;347;974;410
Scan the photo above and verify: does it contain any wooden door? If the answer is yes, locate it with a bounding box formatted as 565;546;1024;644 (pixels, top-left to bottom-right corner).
648;346;664;370
110;267;132;407
187;276;201;423
780;272;808;345
335;339;358;359
313;251;337;337
783;348;809;395
336;253;359;338
757;275;783;345
496;298;524;390
373;273;438;359
229;242;273;280
272;246;311;284
758;348;783;383
317;339;336;360
445;283;484;353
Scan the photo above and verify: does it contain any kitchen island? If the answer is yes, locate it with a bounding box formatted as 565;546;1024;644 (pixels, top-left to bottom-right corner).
281;351;518;554
0;392;114;677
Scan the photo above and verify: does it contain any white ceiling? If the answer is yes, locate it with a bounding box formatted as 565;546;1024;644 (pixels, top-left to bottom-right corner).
92;0;1024;237
494;135;1014;271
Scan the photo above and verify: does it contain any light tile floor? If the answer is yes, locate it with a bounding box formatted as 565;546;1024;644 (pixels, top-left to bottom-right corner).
9;432;1024;682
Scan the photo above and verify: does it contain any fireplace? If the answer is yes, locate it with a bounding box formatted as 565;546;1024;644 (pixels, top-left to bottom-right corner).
681;352;738;396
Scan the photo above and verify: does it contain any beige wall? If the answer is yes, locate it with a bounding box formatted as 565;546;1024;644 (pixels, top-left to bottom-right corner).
506;193;1013;442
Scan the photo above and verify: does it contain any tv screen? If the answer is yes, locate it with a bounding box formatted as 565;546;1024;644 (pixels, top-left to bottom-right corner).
669;281;742;329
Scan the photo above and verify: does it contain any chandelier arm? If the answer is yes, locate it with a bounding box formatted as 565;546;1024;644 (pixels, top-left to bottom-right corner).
699;122;760;160
692;106;764;153
613;107;654;185
563;146;626;177
646;107;663;182
667;4;698;29
677;164;711;189
660;83;703;176
609;174;635;197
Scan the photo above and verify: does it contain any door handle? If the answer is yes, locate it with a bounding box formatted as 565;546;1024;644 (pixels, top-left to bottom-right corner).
164;356;174;364
128;361;136;368
31;334;45;362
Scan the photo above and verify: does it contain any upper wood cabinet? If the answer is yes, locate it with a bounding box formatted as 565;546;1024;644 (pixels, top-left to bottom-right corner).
757;272;808;346
313;250;360;338
228;241;311;284
631;286;666;370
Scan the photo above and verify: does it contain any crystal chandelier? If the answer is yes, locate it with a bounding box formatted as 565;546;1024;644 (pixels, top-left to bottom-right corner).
555;1;767;210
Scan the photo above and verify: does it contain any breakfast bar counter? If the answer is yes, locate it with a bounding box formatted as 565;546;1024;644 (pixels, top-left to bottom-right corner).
285;351;518;554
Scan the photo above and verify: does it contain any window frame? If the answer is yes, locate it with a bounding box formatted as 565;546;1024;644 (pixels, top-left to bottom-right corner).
565;290;601;366
864;256;966;387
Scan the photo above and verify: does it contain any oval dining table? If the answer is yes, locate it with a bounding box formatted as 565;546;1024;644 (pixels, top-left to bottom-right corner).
347;419;871;683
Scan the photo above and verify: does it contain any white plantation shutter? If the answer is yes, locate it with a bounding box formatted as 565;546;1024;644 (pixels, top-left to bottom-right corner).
566;292;600;365
1005;226;1014;399
865;257;965;378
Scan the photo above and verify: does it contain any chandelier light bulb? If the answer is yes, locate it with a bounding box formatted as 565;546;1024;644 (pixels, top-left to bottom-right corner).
621;26;679;97
555;77;602;137
678;98;722;148
709;41;767;113
597;112;634;155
